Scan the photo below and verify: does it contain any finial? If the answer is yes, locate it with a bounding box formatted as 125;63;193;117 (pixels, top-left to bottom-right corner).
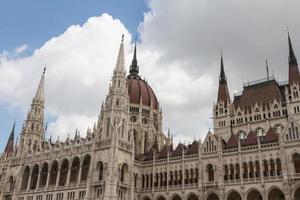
266;59;269;80
121;34;124;42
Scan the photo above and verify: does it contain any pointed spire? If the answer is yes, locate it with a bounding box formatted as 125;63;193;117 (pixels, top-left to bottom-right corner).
288;31;298;65
219;52;226;84
217;52;231;103
128;40;139;78
4;121;16;156
34;67;46;102
288;32;300;85
115;34;125;71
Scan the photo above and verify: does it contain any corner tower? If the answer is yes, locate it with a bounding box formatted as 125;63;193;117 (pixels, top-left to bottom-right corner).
213;54;232;140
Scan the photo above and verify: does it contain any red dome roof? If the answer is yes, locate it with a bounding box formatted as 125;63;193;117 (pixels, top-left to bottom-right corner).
128;78;159;110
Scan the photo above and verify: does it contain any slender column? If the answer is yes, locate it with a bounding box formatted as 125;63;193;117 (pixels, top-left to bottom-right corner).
26;170;32;191
66;166;71;186
55;166;61;187
77;165;82;186
36;167;42;190
45;170;50;189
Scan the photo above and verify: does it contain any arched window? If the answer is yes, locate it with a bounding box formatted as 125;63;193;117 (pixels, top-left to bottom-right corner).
30;165;39;189
106;117;110;137
70;157;80;183
229;164;234;180
121;119;125;138
293;153;300;173
224;165;228;180
59;159;69;186
120;163;128;182
243;162;248;179
97;161;104;181
40;163;48;188
207;164;214;182
270;159;275;176
235;163;240;179
21;166;30;190
49;161;58;186
249;162;254;178
263;160;269;177
276;158;282;176
255;161;260;177
81;155;91;182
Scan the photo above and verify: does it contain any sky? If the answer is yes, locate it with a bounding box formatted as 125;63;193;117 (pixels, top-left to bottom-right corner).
1;0;300;150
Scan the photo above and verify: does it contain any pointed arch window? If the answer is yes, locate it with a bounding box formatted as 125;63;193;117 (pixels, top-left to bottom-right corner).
106;117;110;137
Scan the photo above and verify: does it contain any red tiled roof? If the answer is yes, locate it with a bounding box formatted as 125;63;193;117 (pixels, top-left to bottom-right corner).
243;131;258;146
263;128;278;143
233;80;285;109
217;83;230;103
224;134;238;149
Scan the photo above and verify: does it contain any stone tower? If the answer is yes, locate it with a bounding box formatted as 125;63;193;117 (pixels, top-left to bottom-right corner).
19;68;45;155
213;54;231;140
96;35;134;200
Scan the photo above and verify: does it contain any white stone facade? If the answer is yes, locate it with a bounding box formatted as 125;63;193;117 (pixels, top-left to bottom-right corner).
1;36;300;200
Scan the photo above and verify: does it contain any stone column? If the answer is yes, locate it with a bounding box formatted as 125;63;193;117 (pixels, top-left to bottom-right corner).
66;166;71;186
36;167;42;190
45;170;50;189
55;166;61;188
26;169;32;191
77;165;83;186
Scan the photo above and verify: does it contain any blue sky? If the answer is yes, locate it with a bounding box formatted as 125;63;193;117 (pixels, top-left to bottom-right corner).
0;0;148;150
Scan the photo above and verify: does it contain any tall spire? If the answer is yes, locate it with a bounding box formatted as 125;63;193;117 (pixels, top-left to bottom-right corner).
4;121;16;156
217;53;230;103
115;34;125;71
288;32;298;65
34;67;46;102
288;32;300;85
128;41;139;78
219;52;226;84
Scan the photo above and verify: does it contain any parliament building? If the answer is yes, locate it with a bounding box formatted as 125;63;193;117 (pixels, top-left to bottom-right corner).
1;33;300;200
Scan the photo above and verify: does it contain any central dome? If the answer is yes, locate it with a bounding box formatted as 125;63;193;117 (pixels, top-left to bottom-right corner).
127;43;159;110
127;77;159;110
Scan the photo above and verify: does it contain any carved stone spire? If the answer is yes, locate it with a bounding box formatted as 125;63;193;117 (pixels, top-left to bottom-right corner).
115;35;125;72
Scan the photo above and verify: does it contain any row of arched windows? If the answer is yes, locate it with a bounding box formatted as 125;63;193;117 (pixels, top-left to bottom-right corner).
223;158;282;181
142;168;199;189
21;155;91;191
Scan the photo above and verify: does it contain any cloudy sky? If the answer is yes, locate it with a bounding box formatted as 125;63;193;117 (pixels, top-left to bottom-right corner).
0;0;300;149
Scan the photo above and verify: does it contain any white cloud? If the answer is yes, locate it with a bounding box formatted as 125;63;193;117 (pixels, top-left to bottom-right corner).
0;13;132;140
15;44;29;54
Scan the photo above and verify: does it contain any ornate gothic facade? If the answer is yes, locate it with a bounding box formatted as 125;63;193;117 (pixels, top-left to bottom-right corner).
1;34;300;200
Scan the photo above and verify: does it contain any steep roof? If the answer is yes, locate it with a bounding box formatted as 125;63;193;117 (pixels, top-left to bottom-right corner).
233;79;285;109
263;128;278;143
242;131;258;146
171;143;184;157
186;141;199;155
224;134;238;149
